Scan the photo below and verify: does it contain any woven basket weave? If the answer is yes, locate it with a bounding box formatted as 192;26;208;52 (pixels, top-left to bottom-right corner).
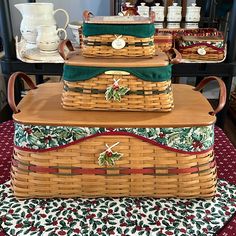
179;46;225;61
178;35;225;61
62;71;173;112
154;33;173;52
82;35;155;58
11;135;217;199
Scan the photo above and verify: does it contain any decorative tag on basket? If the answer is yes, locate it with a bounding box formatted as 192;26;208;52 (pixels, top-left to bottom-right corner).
112;35;126;50
105;78;130;102
98;142;123;166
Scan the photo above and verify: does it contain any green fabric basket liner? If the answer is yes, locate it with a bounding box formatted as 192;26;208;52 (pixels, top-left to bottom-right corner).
63;65;172;82
83;23;155;38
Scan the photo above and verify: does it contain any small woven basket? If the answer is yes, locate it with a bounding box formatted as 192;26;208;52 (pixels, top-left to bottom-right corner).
82;34;155;58
178;35;225;61
62;71;173;112
11;136;216;199
81;11;156;58
154;33;173;52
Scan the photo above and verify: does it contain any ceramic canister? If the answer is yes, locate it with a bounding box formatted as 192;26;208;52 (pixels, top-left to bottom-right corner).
137;2;150;17
151;3;164;28
167;3;182;29
185;3;201;29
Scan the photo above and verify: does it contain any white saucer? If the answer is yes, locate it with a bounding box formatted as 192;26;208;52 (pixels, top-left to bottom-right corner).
23;47;63;62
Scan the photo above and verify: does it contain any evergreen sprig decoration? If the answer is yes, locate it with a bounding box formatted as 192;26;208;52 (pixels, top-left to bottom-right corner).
105;79;130;102
98;142;123;166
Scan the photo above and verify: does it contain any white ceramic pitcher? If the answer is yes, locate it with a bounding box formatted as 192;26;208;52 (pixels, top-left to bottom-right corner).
15;3;69;44
36;25;67;52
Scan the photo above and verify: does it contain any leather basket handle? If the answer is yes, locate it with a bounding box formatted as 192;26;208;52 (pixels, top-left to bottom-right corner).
167;48;182;64
83;10;94;21
8;72;37;114
194;76;226;115
58;39;75;60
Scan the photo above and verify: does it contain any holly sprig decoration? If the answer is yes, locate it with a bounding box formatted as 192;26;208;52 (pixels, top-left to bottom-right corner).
105;79;130;102
98;142;123;166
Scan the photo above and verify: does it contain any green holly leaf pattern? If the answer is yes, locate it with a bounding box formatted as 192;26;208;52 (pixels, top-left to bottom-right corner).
105;85;130;102
98;151;122;167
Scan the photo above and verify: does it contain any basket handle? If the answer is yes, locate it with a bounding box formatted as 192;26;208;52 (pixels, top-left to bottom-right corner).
83;10;94;21
58;39;75;60
8;72;37;114
167;48;182;64
194;76;226;115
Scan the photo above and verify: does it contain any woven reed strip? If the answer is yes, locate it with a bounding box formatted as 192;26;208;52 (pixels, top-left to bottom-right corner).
82;35;155;58
154;36;173;52
11;135;217;199
155;43;173;52
62;75;173;111
179;46;225;60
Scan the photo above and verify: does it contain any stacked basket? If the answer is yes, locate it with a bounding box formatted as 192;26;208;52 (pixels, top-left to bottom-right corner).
8;12;226;199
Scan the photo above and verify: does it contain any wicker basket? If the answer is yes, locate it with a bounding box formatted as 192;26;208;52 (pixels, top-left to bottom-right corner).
59;40;181;112
177;35;225;61
81;12;156;58
8;73;226;199
62;71;173;112
12;137;216;199
154;33;173;52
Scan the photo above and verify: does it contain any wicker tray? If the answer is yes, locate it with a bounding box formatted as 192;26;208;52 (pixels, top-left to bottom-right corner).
60;40;181;112
8;73;226;199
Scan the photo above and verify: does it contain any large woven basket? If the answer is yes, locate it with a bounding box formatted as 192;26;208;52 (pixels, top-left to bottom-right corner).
81;12;156;58
60;40;181;112
12;136;216;199
8;73;226;199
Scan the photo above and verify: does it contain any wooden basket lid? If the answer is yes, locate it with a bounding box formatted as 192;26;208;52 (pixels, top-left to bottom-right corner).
65;52;169;67
84;16;153;24
13;83;216;128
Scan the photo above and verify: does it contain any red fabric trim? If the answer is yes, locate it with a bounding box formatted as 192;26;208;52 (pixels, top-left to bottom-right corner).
14;131;213;155
179;42;224;52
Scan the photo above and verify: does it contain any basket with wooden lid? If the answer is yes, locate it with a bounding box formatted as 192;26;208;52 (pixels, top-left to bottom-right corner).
59;40;181;112
8;72;226;199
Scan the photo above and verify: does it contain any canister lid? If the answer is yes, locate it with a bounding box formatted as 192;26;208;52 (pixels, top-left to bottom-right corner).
151;3;164;10
168;3;182;9
187;3;201;10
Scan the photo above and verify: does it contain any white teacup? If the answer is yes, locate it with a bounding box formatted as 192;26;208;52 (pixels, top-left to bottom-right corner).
36;25;67;53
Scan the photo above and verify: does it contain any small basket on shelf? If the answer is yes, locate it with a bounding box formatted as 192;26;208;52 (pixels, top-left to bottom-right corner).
81;11;156;58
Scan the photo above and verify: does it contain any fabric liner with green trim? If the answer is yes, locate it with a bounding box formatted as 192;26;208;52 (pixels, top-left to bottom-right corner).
83;23;155;38
63;65;172;82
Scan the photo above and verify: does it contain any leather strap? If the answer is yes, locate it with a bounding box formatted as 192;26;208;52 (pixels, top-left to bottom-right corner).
8;72;37;114
194;76;226;115
83;10;94;21
58;39;75;60
167;48;182;64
